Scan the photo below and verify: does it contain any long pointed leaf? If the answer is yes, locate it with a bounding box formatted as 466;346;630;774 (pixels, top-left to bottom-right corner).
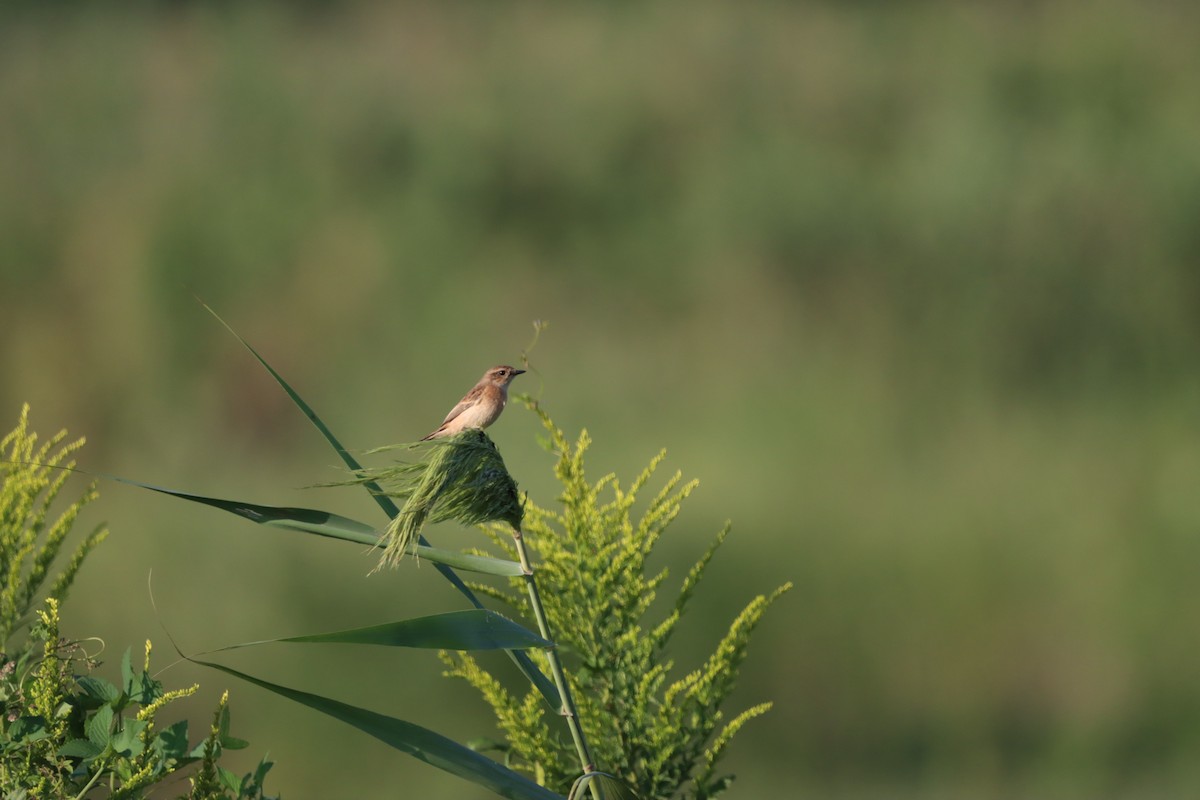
190;657;563;800
127;479;526;576
199;300;404;518
411;545;526;577
208;610;550;652
119;477;379;545
201;300;560;707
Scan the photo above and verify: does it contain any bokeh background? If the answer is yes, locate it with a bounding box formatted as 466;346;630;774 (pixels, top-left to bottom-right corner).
4;1;1200;797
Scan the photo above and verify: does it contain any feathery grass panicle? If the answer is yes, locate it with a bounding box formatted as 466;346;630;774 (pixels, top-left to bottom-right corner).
352;430;524;570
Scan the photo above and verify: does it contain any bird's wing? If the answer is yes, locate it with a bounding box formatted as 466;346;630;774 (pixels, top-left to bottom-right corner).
440;397;474;426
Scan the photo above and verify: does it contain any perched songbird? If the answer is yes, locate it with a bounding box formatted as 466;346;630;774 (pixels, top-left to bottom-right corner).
421;365;526;440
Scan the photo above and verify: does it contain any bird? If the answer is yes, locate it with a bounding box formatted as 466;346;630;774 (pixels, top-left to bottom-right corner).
420;365;526;440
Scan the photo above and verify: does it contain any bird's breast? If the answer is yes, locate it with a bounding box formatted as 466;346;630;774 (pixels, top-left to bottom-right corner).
456;396;504;429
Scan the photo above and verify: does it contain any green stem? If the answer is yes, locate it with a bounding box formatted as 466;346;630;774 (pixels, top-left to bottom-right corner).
71;756;108;800
510;525;604;800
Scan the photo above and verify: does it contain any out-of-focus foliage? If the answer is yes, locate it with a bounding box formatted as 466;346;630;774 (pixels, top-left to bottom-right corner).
3;2;1200;798
4;1;1199;411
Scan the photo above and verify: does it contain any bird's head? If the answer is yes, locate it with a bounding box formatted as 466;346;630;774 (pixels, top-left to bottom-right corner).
484;365;526;387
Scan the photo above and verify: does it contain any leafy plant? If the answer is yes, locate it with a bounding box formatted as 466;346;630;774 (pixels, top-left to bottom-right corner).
0;406;277;799
444;401;791;799
0;599;276;800
93;310;788;800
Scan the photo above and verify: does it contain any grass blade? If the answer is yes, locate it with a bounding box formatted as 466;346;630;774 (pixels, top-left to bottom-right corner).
125;478;525;576
409;545;526;577
118;477;379;545
208;610;551;652
195;298;398;518
190;657;564;800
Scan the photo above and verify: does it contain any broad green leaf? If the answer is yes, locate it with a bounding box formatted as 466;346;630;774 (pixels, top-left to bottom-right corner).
59;738;103;759
218;765;242;793
76;675;120;705
86;705;113;748
222;733;250;750
132;670;163;706
192;657;564;800
209;610;550;653
7;716;47;742
201;301;560;707
111;719;148;756
155;719;191;761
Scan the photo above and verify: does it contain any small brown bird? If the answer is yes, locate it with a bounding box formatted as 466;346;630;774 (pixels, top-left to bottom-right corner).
421;365;526;440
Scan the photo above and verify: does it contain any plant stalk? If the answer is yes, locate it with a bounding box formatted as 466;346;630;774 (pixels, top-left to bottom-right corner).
510;524;603;800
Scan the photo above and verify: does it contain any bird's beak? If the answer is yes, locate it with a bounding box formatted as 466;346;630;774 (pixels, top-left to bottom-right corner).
513;369;527;376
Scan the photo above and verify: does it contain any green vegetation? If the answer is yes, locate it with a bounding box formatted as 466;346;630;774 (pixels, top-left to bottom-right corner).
0;408;275;799
446;402;790;799
0;404;106;649
3;2;1200;797
131;321;785;799
1;603;276;800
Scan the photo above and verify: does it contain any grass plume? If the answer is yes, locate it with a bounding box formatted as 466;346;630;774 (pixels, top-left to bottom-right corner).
348;430;524;570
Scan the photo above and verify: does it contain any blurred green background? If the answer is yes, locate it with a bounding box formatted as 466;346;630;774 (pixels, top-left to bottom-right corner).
4;1;1200;797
